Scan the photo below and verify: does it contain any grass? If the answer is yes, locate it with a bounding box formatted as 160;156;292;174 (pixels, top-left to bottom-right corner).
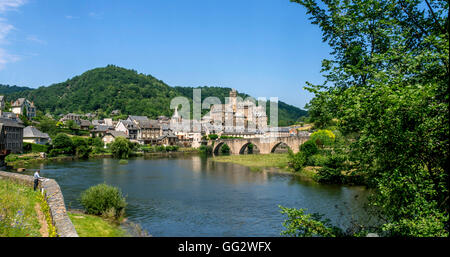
68;212;128;237
0;179;42;237
212;153;291;172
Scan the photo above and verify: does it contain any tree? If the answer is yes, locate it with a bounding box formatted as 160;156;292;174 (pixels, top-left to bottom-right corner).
110;137;131;159
72;137;91;159
292;0;449;236
52;133;74;154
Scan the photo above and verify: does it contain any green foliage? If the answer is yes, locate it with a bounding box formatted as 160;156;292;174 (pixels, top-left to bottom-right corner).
316;154;348;184
220;144;230;154
118;159;128;165
72;137;91;159
110;137;131;159
35;116;58;137
199;145;213;155
80;184;127;219
3;66;306;125
23;142;49;153
207;134;219;140
52;133;74;155
279;206;341;237
307;154;328;167
293;0;449;236
310;130;335;148
288;150;307;172
300;140;318;158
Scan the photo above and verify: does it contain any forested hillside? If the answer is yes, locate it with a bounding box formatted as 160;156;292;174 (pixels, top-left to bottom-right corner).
2;65;306;125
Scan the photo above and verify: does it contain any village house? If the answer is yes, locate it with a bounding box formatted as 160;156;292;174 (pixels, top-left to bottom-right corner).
11;98;36;119
0;110;20;122
60;113;82;124
0;118;24;154
0;96;5;110
127;115;149;125
115;120;138;141
157;134;178;146
111;109;120;116
79;120;92;130
90;125;110;138
102;130;128;146
136;120;162;144
23;126;51;145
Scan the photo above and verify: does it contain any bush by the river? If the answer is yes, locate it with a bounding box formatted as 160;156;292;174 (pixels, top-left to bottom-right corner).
110;137;131;159
300;140;318;158
80;184;127;220
307;154;328;166
288;150;307;172
199;145;213;155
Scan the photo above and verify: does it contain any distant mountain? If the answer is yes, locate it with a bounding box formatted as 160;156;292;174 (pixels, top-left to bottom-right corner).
2;65;307;126
0;84;33;95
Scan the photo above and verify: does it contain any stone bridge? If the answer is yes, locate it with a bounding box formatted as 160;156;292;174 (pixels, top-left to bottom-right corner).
207;136;309;155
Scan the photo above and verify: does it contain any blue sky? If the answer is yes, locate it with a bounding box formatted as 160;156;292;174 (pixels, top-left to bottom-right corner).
0;0;329;109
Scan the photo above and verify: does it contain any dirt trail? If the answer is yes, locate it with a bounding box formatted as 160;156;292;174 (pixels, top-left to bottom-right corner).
35;203;49;237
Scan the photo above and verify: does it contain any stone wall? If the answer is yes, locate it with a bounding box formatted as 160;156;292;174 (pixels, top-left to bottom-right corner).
0;171;78;237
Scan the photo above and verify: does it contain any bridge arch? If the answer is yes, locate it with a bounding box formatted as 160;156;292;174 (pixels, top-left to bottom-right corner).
270;142;292;153
239;142;260;154
213;141;225;155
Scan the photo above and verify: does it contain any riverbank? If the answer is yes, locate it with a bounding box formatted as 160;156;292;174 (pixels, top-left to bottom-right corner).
212;153;292;172
0;179;48;237
212;154;325;181
67;210;128;237
4;148;199;170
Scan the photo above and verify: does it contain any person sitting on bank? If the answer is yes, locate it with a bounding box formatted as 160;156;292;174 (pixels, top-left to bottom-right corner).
33;170;43;191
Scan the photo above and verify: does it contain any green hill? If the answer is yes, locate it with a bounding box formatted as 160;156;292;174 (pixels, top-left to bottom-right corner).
2;65;306;126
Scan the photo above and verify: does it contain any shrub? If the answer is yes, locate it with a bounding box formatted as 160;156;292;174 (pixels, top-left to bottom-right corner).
220;144;230;154
72;137;91;159
300;140;318;157
199;145;213;155
52;133;74;154
310;130;335;148
80;184;127;219
288;151;307;171
307;154;329;166
315;154;348;183
110;137;131;159
118;159;128;165
208;134;219;140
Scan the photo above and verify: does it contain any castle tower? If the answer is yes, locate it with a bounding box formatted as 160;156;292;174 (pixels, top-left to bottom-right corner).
229;89;237;113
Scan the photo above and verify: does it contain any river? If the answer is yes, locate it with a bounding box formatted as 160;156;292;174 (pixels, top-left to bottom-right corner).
19;155;373;236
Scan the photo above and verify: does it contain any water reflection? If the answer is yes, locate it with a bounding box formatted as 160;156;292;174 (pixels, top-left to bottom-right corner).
18;155;373;236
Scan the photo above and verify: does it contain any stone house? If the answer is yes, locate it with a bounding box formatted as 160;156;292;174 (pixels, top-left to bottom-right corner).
0;118;24;154
23;126;51;145
11;98;36;119
115;120;138;140
157;134;178;146
60;113;82;124
79;120;92;130
0;95;5;110
136;120;162;145
102;131;128;146
90;125;109;138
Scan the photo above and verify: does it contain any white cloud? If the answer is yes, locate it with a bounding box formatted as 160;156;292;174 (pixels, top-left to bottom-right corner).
89;11;103;19
27;35;46;45
0;0;26;13
0;0;26;69
65;15;79;20
0;47;19;69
